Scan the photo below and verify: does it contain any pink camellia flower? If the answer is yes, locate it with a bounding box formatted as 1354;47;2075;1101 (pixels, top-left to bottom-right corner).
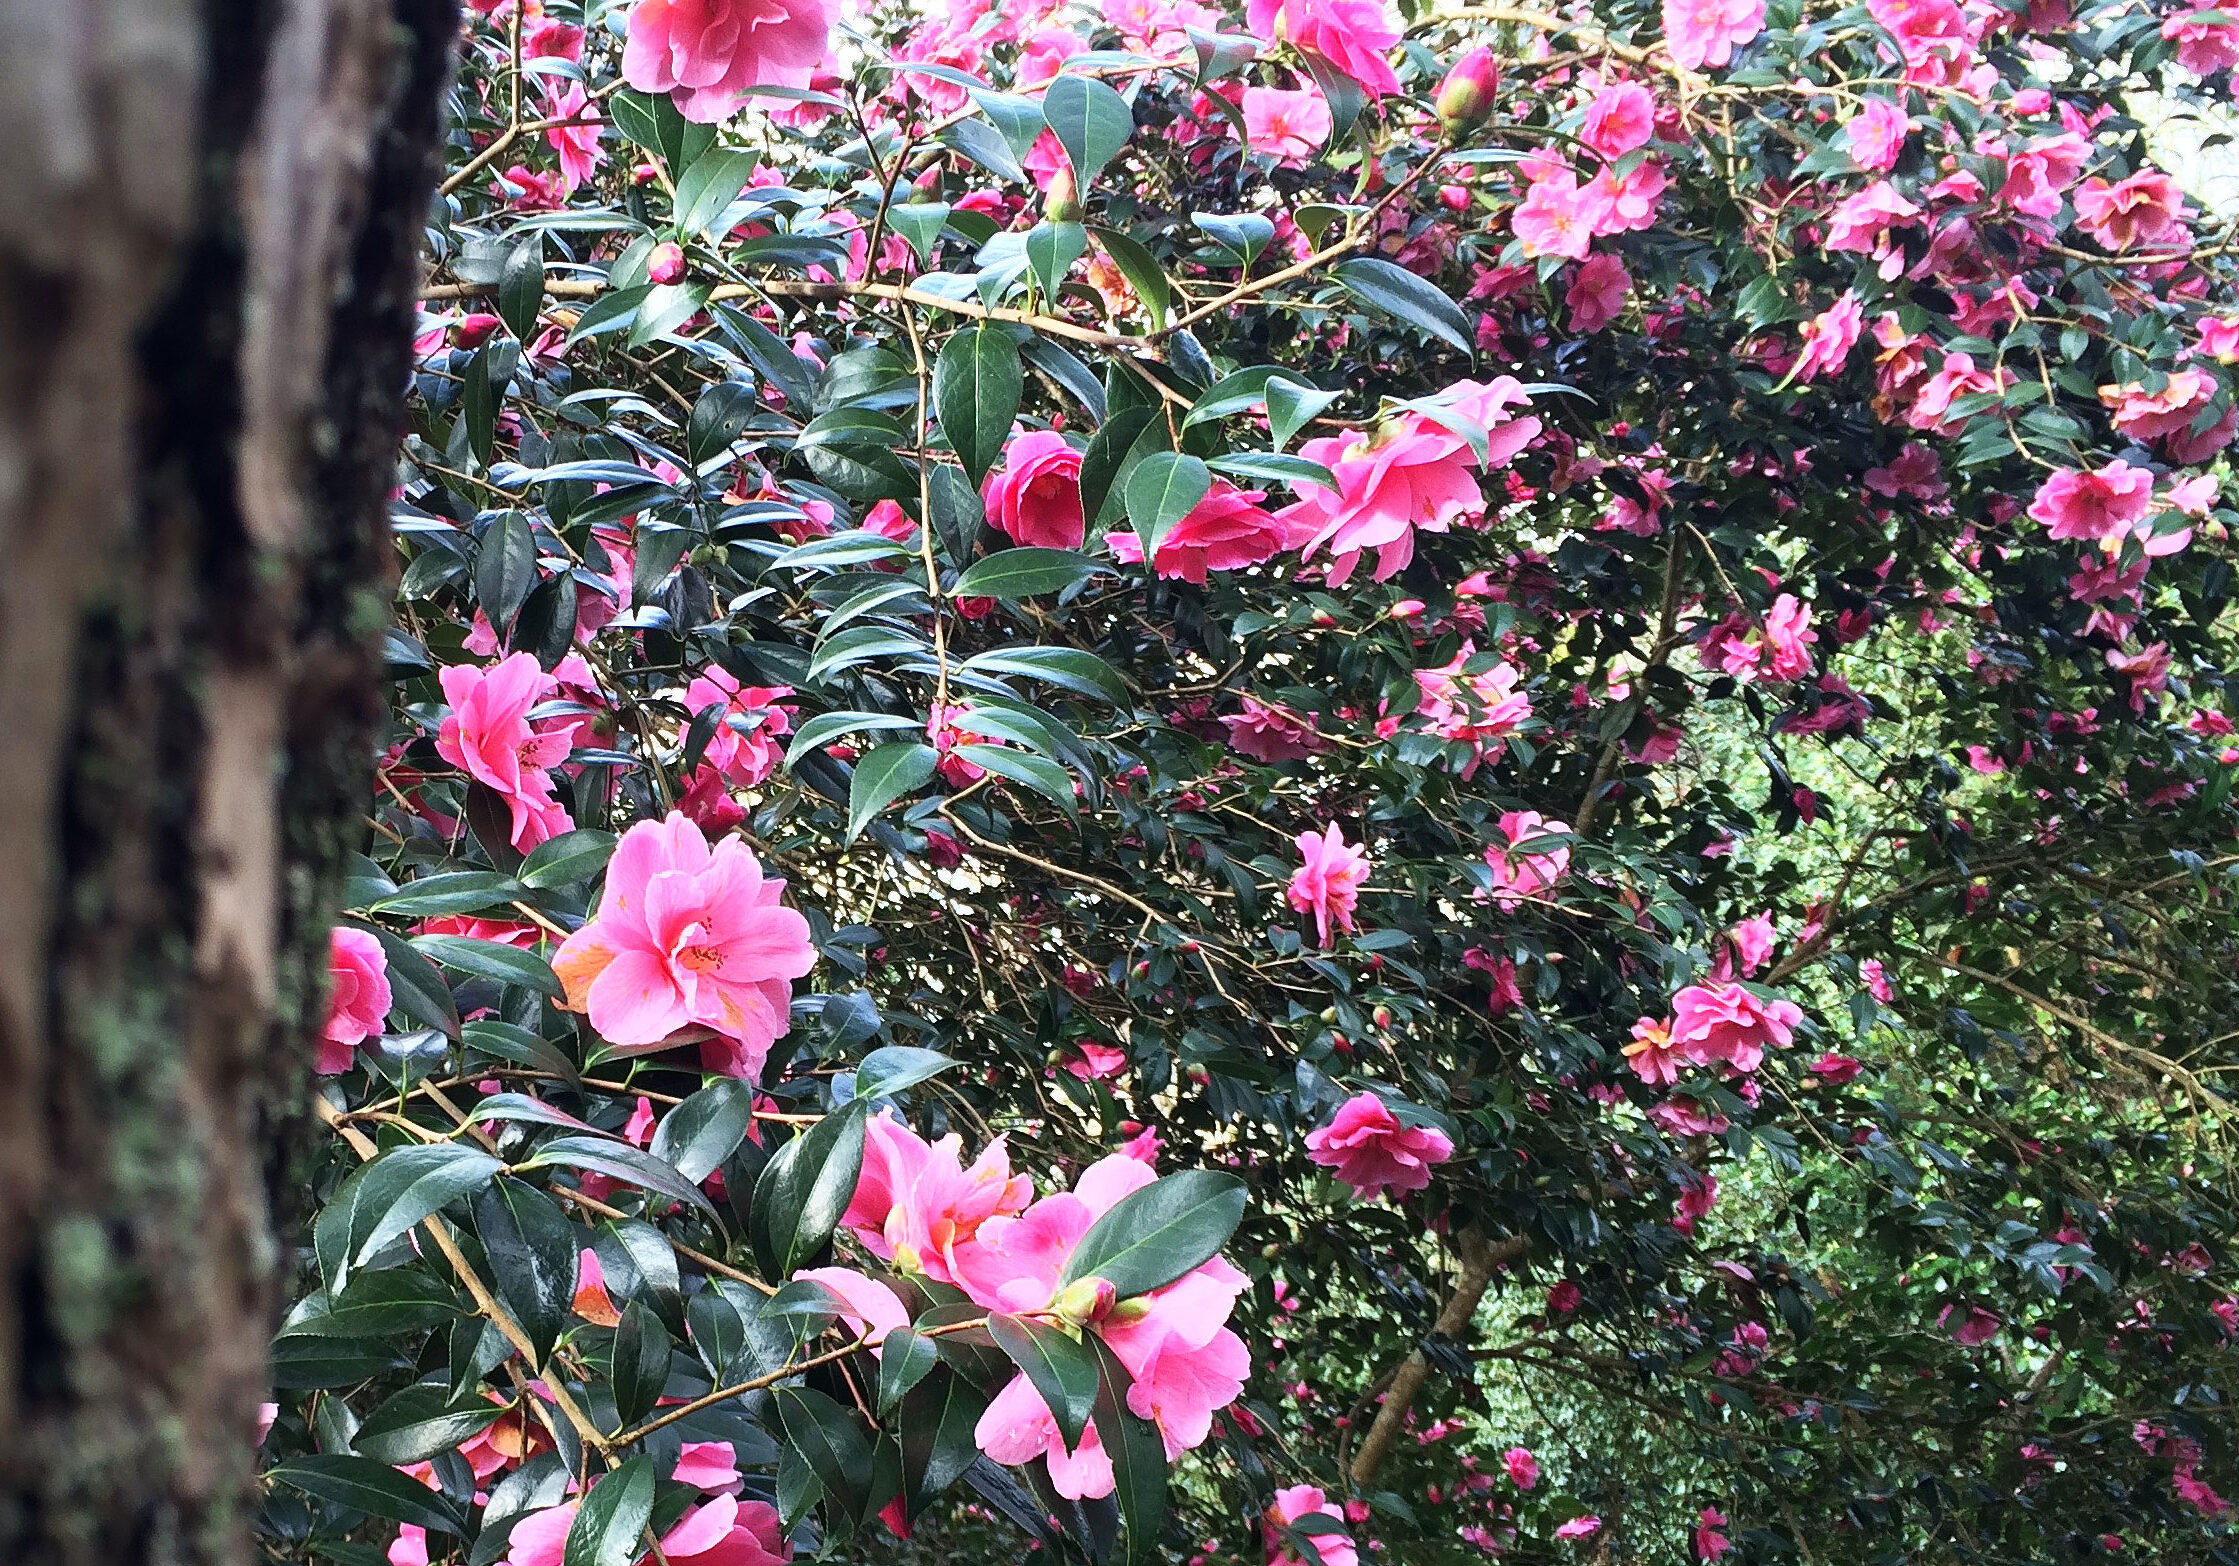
685;667;794;788
1265;1486;1359;1566
1726;912;1776;976
793;1265;910;1350
1998;131;2090;220
1547;1279;1583;1314
622;0;837;122
841;1110;1033;1281
1825;181;1920;266
1555;1515;1604;1541
1669;981;1804;1074
1567;251;1631;334
1861;958;1895;1003
1794;293;1864;381
1623;1015;1687;1085
509;1493;789;1566
1869;0;1972;81
1241;87;1333;165
955;1152;1250;1491
1482;811;1572;910
1246;0;1403;97
319;927;392;1074
1696;1507;1733;1561
1504;1445;1540;1489
2074;171;2191;251
541;82;606;195
1808;1052;1864;1084
1763;594;1817;680
1281;378;1541;582
1143;481;1305;582
1305;1091;1456;1199
1943;1303;2001;1346
436;653;575;851
2107;642;2172;713
1513;169;1605;261
2102;369;2233;463
1843;98;1910;171
2175;1466;2234;1517
2027;460;2154;549
1581;82;1656;159
551;811;816;1078
2165;2;2239;74
1222;695;1328;762
1662;0;1764;70
982;430;1086;550
1674;1170;1719;1231
1288;824;1371;947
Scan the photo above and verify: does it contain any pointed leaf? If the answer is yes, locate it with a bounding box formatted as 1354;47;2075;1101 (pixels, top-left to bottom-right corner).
1332;258;1474;355
1057;1170;1246;1299
988;1314;1100;1448
1124;452;1210;561
563;1455;656;1566
750;1100;868;1277
648;1081;757;1184
473;1176;578;1369
270;1455;470;1536
1043;75;1134;187
951;547;1106;600
520;1135;719;1219
847;742;938;840
933;326;1022;488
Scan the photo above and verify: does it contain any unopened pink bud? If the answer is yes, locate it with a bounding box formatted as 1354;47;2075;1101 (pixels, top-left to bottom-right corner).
1435;47;1500;130
647;241;686;285
455;313;503;348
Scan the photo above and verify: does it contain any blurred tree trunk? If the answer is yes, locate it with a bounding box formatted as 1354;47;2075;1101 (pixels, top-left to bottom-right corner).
0;2;454;1561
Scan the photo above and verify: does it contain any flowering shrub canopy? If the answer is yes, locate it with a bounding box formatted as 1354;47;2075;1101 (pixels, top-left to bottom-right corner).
263;0;2239;1558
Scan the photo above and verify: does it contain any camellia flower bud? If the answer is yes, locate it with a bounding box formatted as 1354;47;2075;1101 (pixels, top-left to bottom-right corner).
1053;1276;1118;1326
1044;162;1083;224
1435;47;1500;131
647;240;686;285
455;312;503;348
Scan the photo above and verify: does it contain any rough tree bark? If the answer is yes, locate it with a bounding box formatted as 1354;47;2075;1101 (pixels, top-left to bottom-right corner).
0;2;455;1561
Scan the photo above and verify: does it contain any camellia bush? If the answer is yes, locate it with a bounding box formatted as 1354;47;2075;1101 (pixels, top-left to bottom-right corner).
257;0;2239;1559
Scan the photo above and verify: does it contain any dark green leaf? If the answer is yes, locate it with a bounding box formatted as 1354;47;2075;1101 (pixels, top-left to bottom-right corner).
562;1455;655;1566
509;570;579;670
410;934;561;997
352;1383;506;1466
1088;1336;1167;1566
960;645;1127;703
750;1101;868;1276
988;1314;1100;1448
1124;452;1210;560
846;743;937;841
1044;76;1133;187
330;1143;504;1293
951;547;1107;600
499;237;545;345
473;1176;578;1368
1026;222;1089;305
1332;258;1474;355
879;1328;941;1414
518;828;617;891
1077;406;1158;529
674;149;757;235
854;1045;959;1100
648;1081;756;1184
687;381;759;467
774;1386;874;1523
1058;1170;1247;1299
933;327;1023;487
610;1299;672;1428
520;1135;719;1218
280;1269;460;1339
270;1455;470;1535
1090;226;1170;328
366;870;524;918
462;1018;580;1089
476;512;538;633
